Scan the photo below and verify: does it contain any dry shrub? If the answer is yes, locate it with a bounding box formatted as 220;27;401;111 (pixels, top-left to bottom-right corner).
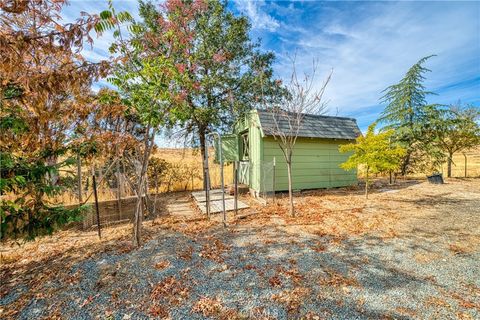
272;287;310;313
150;276;190;305
192;296;223;317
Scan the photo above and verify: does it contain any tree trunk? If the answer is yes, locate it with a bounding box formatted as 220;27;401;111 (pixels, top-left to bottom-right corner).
76;154;82;203
365;166;369;199
286;157;294;217
46;155;59;185
133;126;155;247
447;152;453;178
400;153;410;176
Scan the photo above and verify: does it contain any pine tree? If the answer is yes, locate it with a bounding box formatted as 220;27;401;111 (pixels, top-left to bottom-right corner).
378;55;437;175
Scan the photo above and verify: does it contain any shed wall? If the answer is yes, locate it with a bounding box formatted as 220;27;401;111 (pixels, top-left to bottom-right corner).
261;137;357;191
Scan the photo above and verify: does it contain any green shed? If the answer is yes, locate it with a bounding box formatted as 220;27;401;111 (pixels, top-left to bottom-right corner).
226;109;361;197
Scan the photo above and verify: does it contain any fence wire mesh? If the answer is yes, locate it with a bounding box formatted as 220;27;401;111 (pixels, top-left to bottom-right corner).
258;160;275;203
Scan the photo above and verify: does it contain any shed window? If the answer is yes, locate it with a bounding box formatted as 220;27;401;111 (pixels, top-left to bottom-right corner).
241;133;249;160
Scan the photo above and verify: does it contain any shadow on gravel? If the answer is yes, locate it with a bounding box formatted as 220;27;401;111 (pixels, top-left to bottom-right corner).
2;218;478;319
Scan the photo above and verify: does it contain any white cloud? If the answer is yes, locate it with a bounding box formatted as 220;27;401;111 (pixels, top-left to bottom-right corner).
270;1;480;128
234;0;280;31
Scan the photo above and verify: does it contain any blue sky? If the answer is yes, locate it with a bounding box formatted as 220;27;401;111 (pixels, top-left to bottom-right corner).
63;0;480;143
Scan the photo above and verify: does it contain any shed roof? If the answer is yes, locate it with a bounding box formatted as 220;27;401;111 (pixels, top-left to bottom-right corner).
256;109;361;140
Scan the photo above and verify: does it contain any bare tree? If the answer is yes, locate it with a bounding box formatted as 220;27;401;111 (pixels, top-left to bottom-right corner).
265;57;332;217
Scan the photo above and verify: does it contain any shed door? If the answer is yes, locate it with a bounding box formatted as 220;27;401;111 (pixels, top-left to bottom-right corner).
239;161;250;185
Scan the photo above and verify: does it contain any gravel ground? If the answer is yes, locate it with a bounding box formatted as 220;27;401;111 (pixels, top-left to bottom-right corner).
1;179;479;319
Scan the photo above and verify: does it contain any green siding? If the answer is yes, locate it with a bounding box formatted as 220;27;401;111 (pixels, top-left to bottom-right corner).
262;136;357;191
215;134;238;162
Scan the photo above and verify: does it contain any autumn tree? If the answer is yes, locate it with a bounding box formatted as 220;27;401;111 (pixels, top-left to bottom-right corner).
378;55;438;175
143;0;282;189
428;104;480;177
0;0;107;239
264;59;331;217
339;123;406;198
96;0;192;246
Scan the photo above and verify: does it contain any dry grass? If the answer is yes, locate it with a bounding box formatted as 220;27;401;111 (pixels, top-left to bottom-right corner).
46;147;233;205
441;147;480;178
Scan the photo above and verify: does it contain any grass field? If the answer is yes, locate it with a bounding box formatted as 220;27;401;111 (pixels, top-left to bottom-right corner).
441;147;480;177
53;146;480;205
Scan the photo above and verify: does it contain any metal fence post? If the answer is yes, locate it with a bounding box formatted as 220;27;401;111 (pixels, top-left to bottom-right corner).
273;157;276;204
204;145;211;219
234;160;238;216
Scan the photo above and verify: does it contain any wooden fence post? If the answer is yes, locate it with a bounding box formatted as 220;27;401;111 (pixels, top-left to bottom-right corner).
116;159;122;221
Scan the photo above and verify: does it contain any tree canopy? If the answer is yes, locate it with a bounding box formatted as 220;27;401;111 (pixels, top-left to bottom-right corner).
428;103;480;177
0;0;107;240
378;55;437;175
339;123;406;198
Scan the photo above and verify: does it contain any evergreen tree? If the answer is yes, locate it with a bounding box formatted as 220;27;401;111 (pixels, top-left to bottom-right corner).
378;55;437;175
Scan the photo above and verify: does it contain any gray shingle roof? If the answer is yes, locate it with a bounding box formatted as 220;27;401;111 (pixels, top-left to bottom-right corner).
256;109;361;140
